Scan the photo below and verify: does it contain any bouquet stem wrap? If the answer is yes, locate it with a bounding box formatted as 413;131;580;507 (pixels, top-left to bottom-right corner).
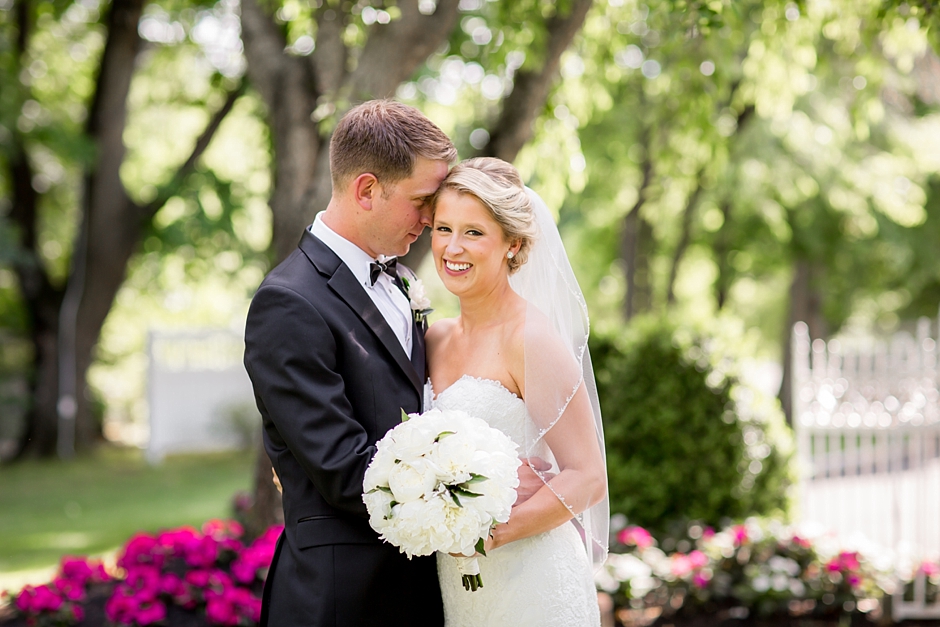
455;556;482;591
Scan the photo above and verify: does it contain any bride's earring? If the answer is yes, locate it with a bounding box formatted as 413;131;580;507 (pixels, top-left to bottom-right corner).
507;251;514;259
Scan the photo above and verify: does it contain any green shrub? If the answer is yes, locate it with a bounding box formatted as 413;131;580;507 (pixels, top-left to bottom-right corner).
592;316;792;534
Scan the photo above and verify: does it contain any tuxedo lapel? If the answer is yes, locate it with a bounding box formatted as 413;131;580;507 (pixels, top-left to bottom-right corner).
411;318;426;386
299;231;423;395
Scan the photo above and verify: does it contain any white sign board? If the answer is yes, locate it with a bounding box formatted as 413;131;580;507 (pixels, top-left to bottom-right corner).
147;329;257;464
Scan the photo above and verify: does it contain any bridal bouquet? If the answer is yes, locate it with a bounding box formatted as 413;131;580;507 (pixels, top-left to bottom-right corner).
362;408;521;591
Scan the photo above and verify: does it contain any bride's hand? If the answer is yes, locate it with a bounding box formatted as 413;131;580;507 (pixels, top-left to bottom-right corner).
448;529;500;558
514;457;554;505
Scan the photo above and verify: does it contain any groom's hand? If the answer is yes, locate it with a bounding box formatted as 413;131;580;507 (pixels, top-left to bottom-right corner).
514;457;554;506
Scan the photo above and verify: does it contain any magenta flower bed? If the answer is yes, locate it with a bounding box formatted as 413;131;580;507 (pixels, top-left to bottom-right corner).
2;520;281;627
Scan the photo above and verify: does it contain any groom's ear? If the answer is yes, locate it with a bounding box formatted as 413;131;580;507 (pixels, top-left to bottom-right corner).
352;173;379;211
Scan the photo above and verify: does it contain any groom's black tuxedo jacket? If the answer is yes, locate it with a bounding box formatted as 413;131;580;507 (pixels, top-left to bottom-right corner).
244;230;443;627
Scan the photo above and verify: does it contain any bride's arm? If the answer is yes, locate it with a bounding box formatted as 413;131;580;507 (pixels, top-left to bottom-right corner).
489;322;606;550
488;383;606;550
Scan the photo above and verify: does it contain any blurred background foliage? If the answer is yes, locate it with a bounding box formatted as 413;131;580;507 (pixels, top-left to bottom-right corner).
592;315;792;534
0;0;939;533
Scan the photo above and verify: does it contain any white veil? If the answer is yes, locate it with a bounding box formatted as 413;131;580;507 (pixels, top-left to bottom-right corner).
510;187;609;569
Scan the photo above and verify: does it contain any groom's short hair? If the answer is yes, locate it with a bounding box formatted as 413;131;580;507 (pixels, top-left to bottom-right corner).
330;99;457;190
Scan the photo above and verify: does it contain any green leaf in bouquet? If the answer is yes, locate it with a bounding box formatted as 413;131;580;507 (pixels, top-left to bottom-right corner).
368;485;393;495
465;473;489;484
401;409;410;422
475;538;487;557
449;490;462;507
434;431;456;443
452;487;483;499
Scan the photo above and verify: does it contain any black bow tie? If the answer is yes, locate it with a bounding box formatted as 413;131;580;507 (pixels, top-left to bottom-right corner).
369;258;398;286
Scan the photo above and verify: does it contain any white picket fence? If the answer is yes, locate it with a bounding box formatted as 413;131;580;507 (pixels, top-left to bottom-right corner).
792;315;940;620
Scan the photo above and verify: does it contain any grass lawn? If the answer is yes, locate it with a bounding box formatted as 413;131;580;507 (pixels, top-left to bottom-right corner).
0;445;252;580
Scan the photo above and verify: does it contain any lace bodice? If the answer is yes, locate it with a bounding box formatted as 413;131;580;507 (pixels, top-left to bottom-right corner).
429;375;528;446
428;376;600;627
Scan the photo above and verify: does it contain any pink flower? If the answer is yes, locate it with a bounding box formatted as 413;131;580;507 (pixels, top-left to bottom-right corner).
826;551;861;573
791;535;812;549
52;577;84;601
184;535;220;569
119;534;164;570
72;604;85;622
207;569;233;591
125;565;161;594
670;554;694;578
157;527;200;559
59;556;94;585
135;601;167;626
921;561;940;577
105;588;137;623
732;525;748;546
14;587;34;613
847;574;862;588
185;569;212;589
231;557;258;584
617;526;654;549
839;552;860;571
702;527;715;540
221;538;244;553
693;571;711;588
159;573;187;597
92;562;111;582
17;584;64;614
259;525;284;545
203;518;244;540
206;597;238;626
688;550;709;569
227;521;245;538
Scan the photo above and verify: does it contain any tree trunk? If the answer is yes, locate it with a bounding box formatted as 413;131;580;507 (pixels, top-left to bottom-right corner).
8;0;64;458
621;139;655;321
480;0;594;161
713;199;733;310
665;168;706;305
779;258;826;425
622;209;654;320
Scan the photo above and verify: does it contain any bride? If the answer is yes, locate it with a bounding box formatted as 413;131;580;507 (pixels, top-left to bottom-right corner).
426;157;609;626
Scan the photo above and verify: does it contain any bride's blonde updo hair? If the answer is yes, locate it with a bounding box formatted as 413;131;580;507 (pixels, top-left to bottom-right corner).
435;157;538;274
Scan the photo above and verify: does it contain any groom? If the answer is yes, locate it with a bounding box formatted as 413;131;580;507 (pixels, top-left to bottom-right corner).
244;100;456;626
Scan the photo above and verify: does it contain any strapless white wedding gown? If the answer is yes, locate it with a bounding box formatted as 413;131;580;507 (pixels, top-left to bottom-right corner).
430;375;600;627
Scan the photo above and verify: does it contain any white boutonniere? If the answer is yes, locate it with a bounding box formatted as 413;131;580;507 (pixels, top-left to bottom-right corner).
401;277;433;323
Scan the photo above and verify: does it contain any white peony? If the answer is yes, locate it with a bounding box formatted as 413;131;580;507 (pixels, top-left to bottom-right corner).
385;419;436;461
387;458;439;503
363;445;395;489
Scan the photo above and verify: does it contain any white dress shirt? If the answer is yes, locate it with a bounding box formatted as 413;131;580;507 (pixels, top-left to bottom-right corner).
310;213;413;355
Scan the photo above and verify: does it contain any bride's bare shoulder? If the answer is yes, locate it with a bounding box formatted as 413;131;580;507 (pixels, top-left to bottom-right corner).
519;305;580;367
426;317;458;350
